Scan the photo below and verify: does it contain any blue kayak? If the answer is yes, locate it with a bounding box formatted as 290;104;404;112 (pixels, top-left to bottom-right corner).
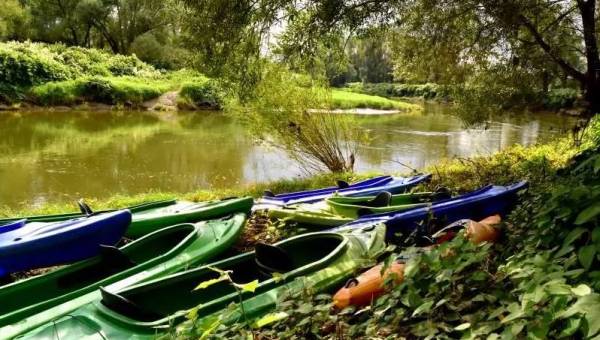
333;181;528;241
259;174;431;206
0;210;132;277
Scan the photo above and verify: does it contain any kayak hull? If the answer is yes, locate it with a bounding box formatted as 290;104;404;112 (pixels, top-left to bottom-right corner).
0;197;253;240
258;174;431;206
0;210;132;276
126;197;253;238
18;225;387;339
0;214;246;339
334;181;528;241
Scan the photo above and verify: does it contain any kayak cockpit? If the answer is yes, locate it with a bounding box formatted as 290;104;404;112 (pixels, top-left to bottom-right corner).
58;224;195;290
100;233;347;323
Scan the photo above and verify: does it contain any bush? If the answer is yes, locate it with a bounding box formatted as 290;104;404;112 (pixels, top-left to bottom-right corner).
344;82;450;99
179;80;226;109
543;88;579;110
31;77;170;106
0;42;72;86
0;41;160;90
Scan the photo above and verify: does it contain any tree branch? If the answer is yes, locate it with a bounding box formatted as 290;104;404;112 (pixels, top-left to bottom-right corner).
518;14;585;82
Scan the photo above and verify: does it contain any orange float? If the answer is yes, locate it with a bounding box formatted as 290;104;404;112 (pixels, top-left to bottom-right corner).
333;215;501;309
333;262;405;309
465;214;501;244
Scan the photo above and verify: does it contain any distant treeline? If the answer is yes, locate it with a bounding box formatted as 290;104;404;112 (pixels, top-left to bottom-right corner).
344;82;580;110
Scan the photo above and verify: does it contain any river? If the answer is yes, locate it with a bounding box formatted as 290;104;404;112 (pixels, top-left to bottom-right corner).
0;104;576;208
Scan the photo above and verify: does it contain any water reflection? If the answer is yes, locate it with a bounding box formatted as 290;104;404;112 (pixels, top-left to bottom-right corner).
0;106;575;208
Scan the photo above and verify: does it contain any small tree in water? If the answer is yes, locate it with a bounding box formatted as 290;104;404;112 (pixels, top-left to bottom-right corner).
231;65;358;173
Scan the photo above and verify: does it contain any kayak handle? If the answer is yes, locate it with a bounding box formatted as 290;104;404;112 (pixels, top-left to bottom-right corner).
78;199;94;216
344;278;359;288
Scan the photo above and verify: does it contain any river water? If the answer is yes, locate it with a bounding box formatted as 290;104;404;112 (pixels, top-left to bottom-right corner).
0;104;576;208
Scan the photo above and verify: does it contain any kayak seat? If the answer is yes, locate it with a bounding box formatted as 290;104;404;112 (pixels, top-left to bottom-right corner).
100;287;164;322
363;192;392;208
433;187;452;200
56;245;135;289
337;180;350;189
99;245;137;267
255;243;294;276
263;190;275;197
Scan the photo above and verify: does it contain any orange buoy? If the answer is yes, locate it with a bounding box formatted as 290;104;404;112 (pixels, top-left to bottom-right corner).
465;214;501;244
333;216;501;309
333;262;405;309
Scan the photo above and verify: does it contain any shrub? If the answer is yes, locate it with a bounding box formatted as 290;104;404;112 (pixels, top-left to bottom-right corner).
30;80;80;106
543;88;579;110
30;77;169;106
179;80;226;109
344;82;450;99
0;42;72;86
0;41;160;89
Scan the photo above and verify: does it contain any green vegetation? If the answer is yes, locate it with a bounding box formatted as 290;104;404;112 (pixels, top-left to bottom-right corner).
0;172;375;218
0;42;226;108
345;82;448;100
174;119;600;339
330;89;422;111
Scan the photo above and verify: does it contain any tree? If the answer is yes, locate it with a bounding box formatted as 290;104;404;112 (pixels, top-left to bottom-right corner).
0;0;31;41
26;0;180;54
182;0;599;115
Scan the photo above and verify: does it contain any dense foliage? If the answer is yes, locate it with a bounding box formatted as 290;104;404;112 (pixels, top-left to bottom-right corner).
0;42;230;107
0;42;159;86
169;120;599;339
345;82;448;100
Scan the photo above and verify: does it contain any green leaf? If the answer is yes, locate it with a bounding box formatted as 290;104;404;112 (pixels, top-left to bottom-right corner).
235;280;259;293
194;275;228;290
545;281;572;296
592;227;600;243
502;302;525;323
253;312;288;328
187;307;199;320
575;203;600;225
571;284;592;297
558;317;582;338
412;300;434;317
579;245;596;269
563;227;587;247
454;322;471;331
559;294;600;338
272;272;283;283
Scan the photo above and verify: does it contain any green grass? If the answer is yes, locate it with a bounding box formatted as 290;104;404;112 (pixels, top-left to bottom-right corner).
29;77;173;106
0;172;380;218
330;89;422;111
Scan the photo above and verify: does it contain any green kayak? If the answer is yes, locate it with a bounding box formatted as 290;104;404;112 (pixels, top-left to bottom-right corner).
0;214;246;339
326;191;447;218
0;197;253;239
18;224;387;339
268;201;354;227
268;191;449;227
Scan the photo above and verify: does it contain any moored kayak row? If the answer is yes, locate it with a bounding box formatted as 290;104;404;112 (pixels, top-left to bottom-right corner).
0;174;528;339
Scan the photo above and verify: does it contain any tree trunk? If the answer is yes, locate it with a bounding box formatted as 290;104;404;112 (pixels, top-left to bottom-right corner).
578;0;600;115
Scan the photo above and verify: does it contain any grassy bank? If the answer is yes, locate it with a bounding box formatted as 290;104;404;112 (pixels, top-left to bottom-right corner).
344;81;581;111
0;42;225;109
330;89;421;111
1;42;419;112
